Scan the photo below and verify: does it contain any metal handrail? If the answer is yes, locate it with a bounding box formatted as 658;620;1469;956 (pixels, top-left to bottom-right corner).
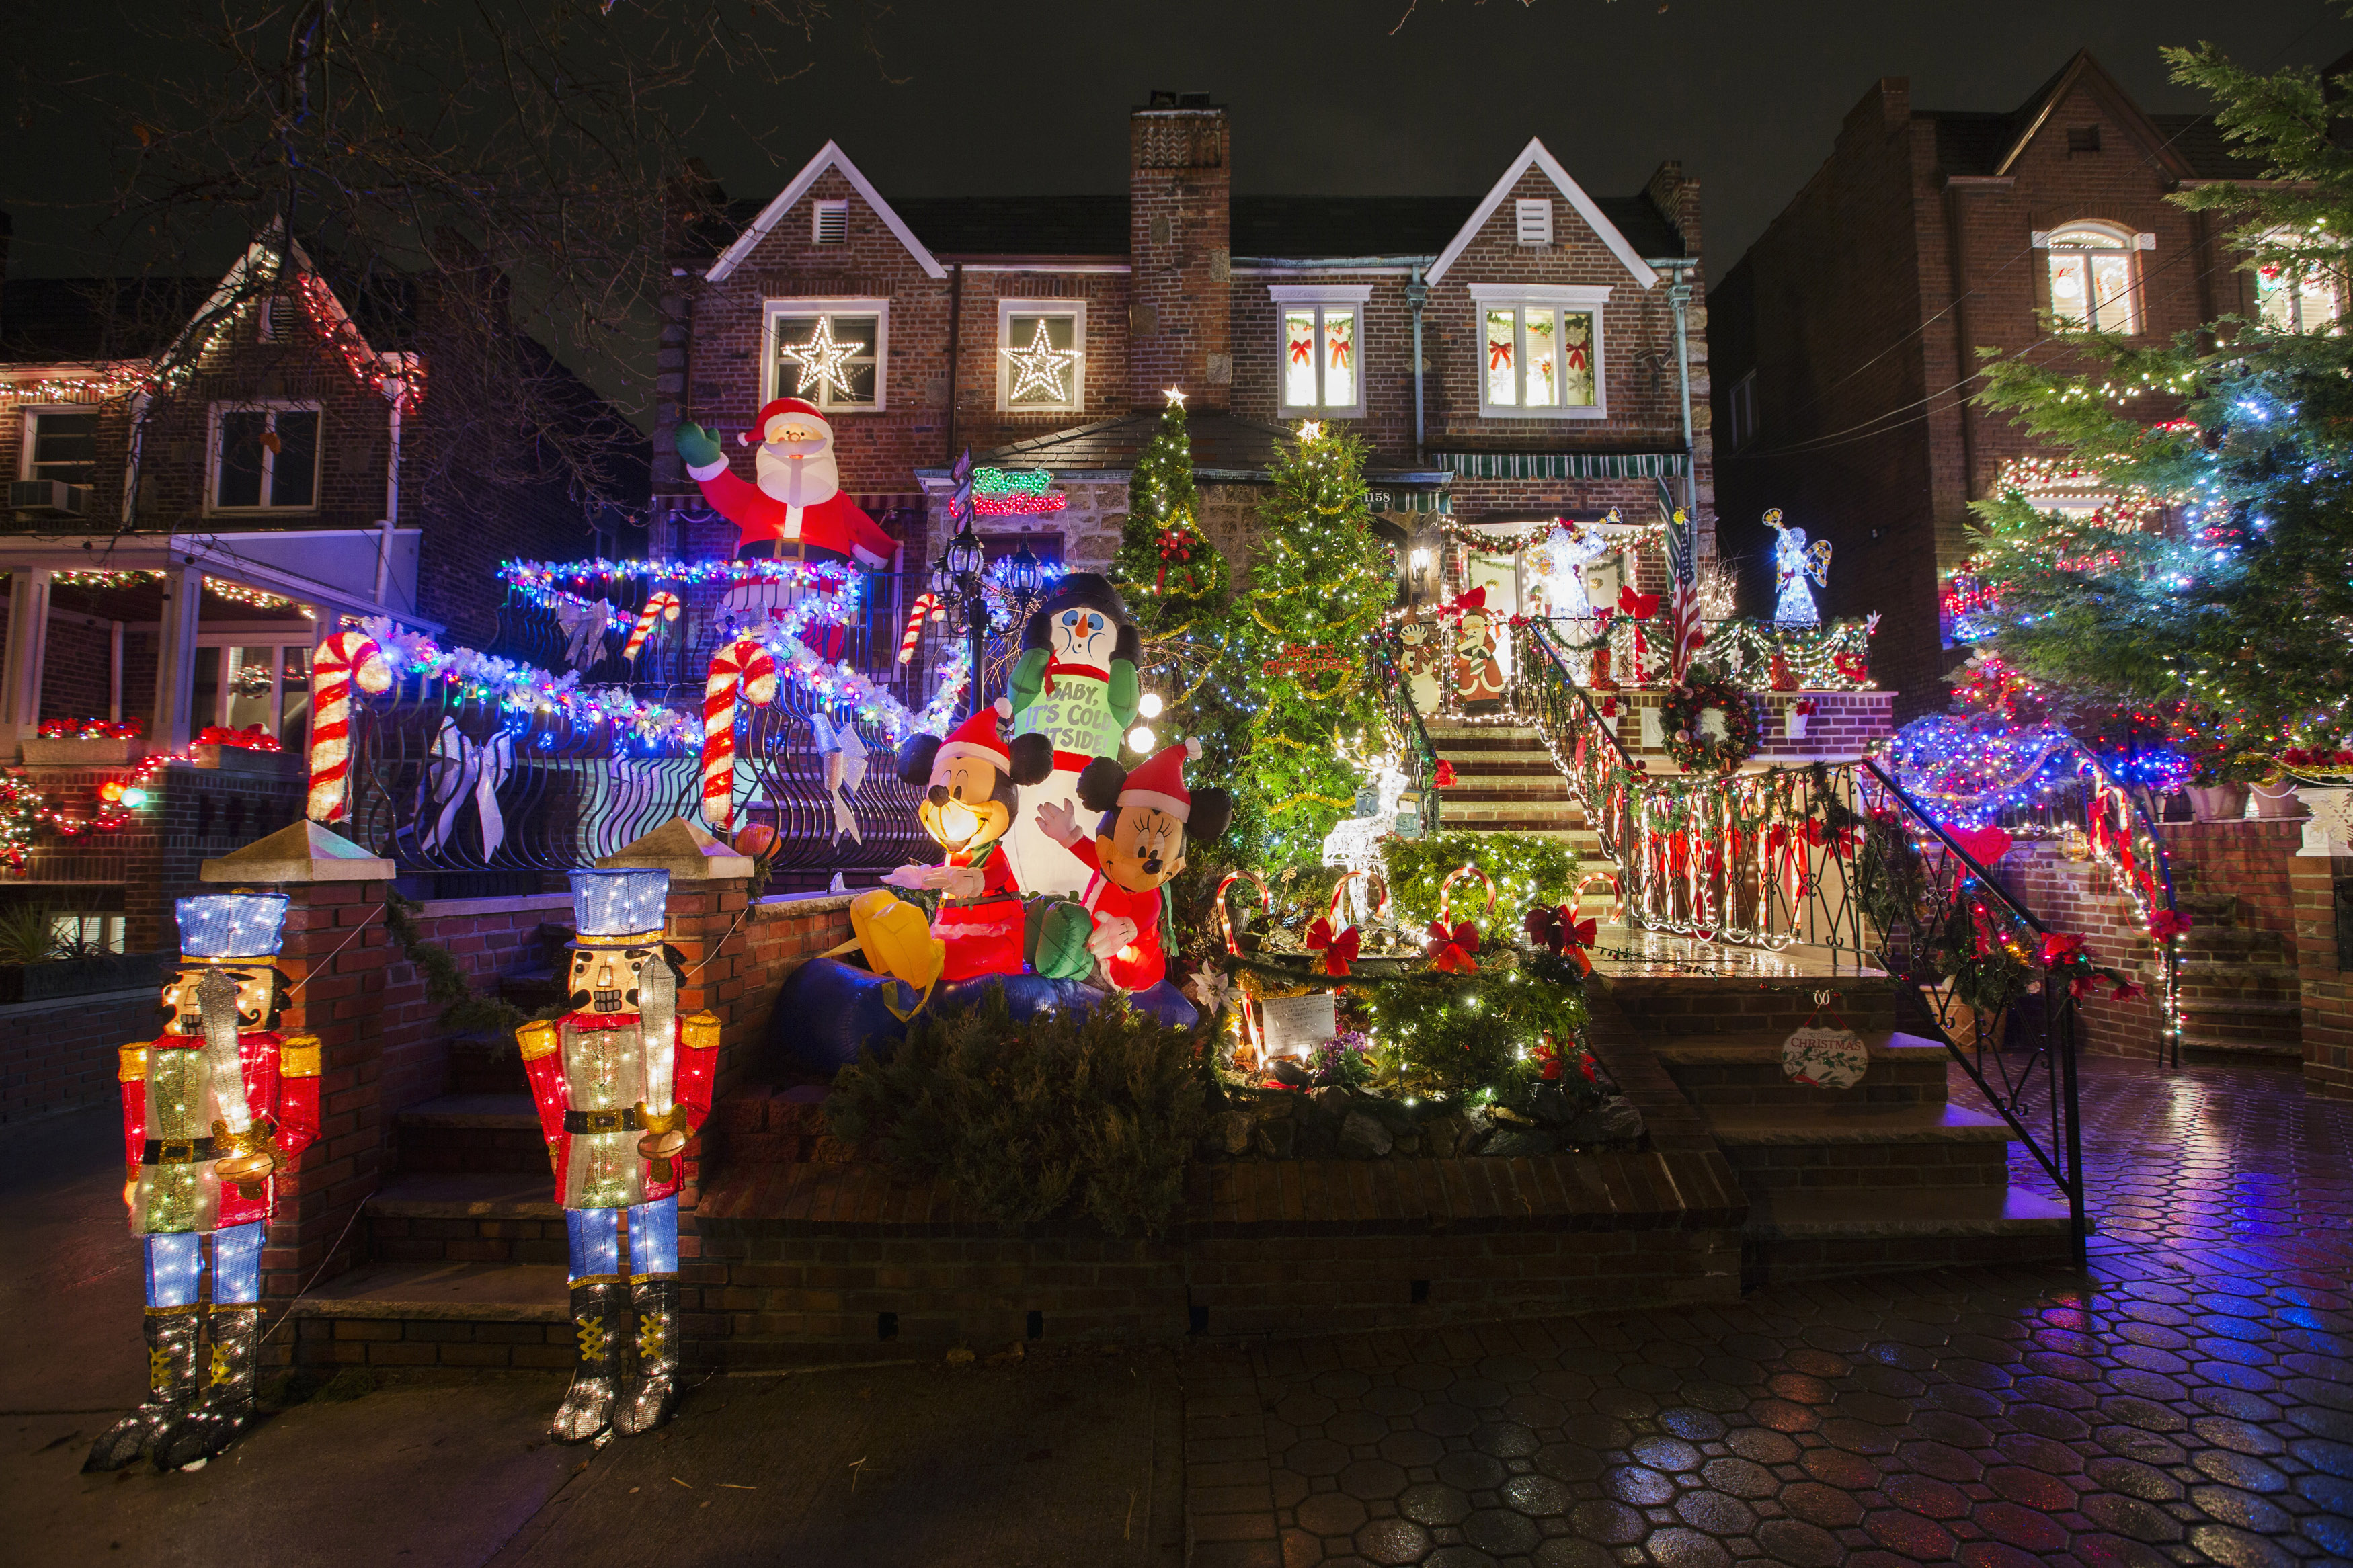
1372;636;1444;837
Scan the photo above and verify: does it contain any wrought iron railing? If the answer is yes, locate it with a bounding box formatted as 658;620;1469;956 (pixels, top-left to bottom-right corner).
1494;618;2089;1262
1372;637;1443;837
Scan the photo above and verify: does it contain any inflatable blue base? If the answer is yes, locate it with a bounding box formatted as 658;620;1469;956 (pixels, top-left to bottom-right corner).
768;957;1200;1076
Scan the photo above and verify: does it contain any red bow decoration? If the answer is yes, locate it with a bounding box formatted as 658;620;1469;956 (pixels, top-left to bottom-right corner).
2147;908;2194;940
2039;932;2087;967
1523;904;1597;975
1154;526;1198;590
1425;919;1480;974
1616;585;1660;620
1952;826;2013;868
1306;917;1361;977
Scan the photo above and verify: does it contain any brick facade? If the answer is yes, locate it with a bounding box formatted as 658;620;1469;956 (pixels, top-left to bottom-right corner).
1710;54;2260;716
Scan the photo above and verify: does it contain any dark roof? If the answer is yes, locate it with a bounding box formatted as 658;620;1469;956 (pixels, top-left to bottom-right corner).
704;188;1689;264
0;276;213;362
1921;51;2265;182
970;410;1427;479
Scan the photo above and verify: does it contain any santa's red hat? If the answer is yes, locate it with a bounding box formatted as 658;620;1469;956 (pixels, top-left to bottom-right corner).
1121;738;1203;823
933;699;1013;772
738;397;832;446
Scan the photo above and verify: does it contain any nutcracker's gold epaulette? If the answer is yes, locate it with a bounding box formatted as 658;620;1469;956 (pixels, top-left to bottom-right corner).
278;1035;322;1079
682;1011;721;1052
118;1044;149;1083
517;1020;561;1061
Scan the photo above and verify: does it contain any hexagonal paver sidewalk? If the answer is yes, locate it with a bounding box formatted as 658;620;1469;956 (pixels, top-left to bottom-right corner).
1179;1057;2353;1567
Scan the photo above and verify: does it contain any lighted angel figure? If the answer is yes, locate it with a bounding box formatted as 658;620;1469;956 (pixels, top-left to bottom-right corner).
1524;515;1617;622
1765;508;1831;628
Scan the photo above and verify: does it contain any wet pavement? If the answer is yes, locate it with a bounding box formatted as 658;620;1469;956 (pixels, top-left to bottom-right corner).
1176;1057;2353;1568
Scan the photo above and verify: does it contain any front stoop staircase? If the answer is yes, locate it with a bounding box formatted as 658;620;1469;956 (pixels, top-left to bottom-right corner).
1425;721;1601;863
2171;891;2305;1070
1593;971;2077;1286
284;954;572;1372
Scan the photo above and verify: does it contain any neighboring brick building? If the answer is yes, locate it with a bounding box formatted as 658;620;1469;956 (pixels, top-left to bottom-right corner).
655;92;1714;617
1708;52;2277;717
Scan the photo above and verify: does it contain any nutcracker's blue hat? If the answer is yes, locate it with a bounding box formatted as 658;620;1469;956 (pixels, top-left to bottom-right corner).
177;893;290;963
567;869;669;948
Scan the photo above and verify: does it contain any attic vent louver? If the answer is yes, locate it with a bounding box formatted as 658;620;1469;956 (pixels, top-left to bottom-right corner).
1515;199;1553;247
2067;126;2102;155
813;200;848;244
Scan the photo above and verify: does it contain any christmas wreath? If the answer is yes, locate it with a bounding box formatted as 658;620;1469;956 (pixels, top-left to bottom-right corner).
1661;669;1759;774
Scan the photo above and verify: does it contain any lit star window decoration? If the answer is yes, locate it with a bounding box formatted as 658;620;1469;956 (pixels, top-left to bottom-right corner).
1005;318;1076;405
781;317;867;405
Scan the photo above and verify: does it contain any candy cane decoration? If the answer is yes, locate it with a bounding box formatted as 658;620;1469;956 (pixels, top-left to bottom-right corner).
897;592;942;665
702;637;779;831
623;591;682;662
307;631;394;822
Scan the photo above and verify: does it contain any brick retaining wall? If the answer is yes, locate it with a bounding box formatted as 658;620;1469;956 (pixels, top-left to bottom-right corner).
0;984;160;1123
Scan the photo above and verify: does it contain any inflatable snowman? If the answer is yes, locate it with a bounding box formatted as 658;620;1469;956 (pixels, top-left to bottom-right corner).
1001;573;1140;897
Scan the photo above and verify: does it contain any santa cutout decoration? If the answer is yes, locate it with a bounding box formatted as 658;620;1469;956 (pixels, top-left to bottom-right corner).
1002;573;1141;897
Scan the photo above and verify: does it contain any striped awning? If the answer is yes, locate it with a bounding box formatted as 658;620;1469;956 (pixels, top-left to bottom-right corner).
1366;490;1453;514
1434;451;1689;481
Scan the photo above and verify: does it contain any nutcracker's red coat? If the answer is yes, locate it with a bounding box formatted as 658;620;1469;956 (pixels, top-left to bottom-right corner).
118;1030;321;1231
523;1015;716;1205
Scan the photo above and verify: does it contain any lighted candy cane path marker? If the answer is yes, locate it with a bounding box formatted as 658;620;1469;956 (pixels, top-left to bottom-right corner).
306;632;395;821
702;637;779;831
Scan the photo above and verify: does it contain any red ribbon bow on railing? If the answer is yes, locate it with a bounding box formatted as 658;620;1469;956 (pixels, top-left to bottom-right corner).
1616;585;1660;620
1425;919;1480;974
1305;917;1361;977
1523;903;1597;975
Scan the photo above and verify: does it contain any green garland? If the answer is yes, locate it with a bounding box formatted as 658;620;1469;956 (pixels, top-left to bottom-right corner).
1661;668;1760;774
384;893;533;1036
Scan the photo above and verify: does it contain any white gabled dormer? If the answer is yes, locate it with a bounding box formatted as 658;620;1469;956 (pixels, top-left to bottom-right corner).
1426;137;1661;290
703;140;948;283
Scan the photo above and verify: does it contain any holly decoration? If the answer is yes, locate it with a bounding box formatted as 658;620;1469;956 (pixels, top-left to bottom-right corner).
1661;668;1760;774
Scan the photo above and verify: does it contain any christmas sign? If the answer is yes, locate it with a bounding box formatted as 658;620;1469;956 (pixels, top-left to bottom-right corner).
1258;992;1339;1059
1780;1026;1869;1091
1261;643;1353;677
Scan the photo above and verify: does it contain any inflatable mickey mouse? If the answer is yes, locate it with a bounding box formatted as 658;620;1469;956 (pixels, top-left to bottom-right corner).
1035;739;1232;996
884;701;1055;983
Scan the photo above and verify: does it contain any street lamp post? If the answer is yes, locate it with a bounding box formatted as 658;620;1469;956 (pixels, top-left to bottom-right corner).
939;449;990;719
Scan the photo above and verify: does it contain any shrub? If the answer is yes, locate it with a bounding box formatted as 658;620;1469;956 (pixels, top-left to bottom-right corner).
1382;831;1579;930
826;985;1212;1237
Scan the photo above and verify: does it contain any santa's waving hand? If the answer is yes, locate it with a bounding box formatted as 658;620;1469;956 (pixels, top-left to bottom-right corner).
676;399;899;570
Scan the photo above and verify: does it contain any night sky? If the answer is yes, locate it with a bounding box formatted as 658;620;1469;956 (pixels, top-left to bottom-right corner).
6;1;2344;294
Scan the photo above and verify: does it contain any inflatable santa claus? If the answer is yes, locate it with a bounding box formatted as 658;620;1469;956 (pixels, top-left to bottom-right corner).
674;398;900;569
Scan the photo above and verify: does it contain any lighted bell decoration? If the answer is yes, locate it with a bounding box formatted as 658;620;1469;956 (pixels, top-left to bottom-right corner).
568;868;670;944
176;893;290;960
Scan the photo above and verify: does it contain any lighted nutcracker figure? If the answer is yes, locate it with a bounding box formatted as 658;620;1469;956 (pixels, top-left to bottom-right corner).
1035;739;1233;1001
86;893;320;1473
516;869;718;1444
1002;573;1142;897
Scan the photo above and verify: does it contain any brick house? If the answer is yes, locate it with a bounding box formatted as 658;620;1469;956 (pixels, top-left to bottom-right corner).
655;92;1714;637
1708;52;2279;716
0;228;642;950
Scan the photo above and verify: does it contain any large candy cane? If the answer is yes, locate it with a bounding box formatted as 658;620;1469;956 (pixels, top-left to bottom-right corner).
307;631;394;821
897;592;942;665
702;637;779;831
623;591;682;662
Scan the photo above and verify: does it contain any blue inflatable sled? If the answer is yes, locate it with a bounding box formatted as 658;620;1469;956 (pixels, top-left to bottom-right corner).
768;956;1200;1076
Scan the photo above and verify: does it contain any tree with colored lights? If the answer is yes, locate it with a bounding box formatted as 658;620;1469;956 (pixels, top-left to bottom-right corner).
1113;395;1225;629
1232;425;1394;869
1964;47;2353;761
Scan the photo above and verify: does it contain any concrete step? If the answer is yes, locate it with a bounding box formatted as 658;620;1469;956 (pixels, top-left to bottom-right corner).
500;968;569;1011
371;1169;560;1219
1654;1030;1952;1106
1704;1103;2013;1192
1437;759;1564;777
1740;1188;2079;1284
2180;1036;2305;1067
366;1171;565;1269
1442;780;1574;800
395;1093;547;1175
282;1261;572;1372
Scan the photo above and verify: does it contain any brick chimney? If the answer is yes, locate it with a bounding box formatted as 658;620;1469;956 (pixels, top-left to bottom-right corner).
1129;91;1231;411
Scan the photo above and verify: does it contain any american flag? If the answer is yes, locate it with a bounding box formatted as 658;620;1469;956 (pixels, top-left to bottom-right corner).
1662;487;1702;682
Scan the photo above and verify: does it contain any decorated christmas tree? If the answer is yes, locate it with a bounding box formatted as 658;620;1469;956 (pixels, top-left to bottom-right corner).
1113;393;1225;632
1234;424;1394;869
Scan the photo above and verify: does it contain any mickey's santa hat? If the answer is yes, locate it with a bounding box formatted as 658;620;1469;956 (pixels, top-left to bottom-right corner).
736;397;832;448
1119;738;1205;821
934;700;1015;772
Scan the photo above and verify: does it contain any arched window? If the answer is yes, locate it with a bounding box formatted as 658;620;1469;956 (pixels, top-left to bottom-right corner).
2252;229;2344;332
2046;223;2139;333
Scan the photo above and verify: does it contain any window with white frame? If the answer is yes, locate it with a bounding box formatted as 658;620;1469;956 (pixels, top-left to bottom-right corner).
208;403;320;511
191;638;314;747
2252;229;2344;332
22;408;98;486
1271;284;1368;418
2044;223;2141;333
998;300;1085;412
1470;284;1609;417
767;300;885;411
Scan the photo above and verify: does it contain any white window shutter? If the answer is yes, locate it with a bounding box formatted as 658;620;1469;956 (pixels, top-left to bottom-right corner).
2135;232;2157;251
1515;199;1553;247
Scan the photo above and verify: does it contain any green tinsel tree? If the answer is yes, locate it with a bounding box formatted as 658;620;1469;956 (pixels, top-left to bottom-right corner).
1964;44;2353;760
1113;396;1225;633
1234;425;1394;869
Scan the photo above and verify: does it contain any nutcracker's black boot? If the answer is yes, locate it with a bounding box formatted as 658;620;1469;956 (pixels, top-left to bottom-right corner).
158;1303;263;1470
84;1307;201;1472
614;1276;680;1436
550;1281;623;1443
